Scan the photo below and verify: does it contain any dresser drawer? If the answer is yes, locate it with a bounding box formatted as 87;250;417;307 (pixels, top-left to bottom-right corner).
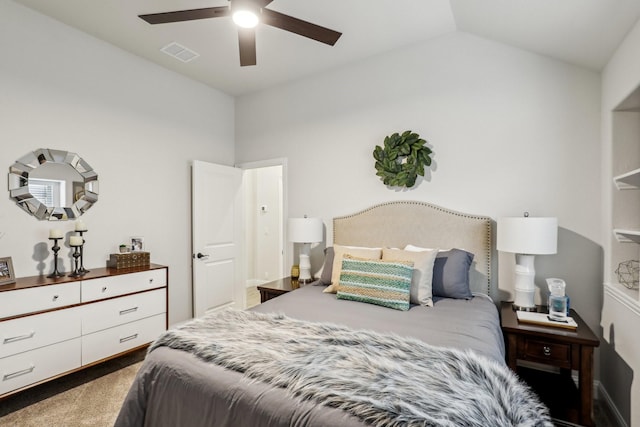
81;268;166;302
81;313;166;365
0;282;80;319
520;338;571;368
81;289;166;335
0;338;81;396
0;307;81;358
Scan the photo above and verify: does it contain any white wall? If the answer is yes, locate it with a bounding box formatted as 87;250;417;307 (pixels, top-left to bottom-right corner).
236;29;603;367
0;1;235;325
601;16;640;427
237;31;601;240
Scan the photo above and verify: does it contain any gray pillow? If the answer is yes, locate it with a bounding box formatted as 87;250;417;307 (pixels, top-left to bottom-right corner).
432;249;474;299
318;247;334;285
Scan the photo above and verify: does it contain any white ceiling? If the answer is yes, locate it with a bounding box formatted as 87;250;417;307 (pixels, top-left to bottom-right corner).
13;0;640;96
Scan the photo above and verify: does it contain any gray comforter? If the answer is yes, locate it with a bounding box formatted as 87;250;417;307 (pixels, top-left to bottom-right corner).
115;285;514;427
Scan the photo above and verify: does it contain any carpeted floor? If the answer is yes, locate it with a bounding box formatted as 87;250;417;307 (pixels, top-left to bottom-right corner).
0;348;145;427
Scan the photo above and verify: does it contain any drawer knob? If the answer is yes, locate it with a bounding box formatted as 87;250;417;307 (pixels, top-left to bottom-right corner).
102;286;107;292
52;295;59;301
149;278;154;284
543;346;551;356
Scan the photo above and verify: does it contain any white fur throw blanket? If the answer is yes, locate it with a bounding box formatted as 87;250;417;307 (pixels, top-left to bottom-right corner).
150;310;552;427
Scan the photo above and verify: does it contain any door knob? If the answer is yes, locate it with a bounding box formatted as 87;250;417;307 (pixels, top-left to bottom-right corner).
195;253;209;259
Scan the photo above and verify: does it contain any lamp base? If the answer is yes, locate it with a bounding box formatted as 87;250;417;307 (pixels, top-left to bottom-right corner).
512;303;538;312
298;253;312;285
512;254;537;311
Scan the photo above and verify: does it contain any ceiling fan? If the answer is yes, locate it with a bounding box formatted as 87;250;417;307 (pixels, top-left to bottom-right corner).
138;0;342;67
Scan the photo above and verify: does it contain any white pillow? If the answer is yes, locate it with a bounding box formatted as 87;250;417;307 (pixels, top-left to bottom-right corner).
323;245;382;294
405;244;452;252
383;247;438;306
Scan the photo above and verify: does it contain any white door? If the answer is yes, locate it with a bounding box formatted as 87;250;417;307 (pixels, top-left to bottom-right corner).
192;161;244;317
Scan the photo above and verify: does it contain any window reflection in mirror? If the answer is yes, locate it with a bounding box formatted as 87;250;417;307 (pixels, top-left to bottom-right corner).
28;162;84;207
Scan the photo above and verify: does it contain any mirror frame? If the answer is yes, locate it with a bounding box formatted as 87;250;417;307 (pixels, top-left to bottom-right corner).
8;148;99;221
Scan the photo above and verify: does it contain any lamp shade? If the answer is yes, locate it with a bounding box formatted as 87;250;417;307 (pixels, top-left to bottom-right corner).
497;217;558;255
288;217;323;243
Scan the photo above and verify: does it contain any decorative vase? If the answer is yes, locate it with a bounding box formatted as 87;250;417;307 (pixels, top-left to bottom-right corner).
290;264;300;280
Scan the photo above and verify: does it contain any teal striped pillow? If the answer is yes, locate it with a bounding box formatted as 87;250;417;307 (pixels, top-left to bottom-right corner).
336;256;414;311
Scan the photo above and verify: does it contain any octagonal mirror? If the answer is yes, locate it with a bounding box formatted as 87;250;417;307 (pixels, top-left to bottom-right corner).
8;148;99;221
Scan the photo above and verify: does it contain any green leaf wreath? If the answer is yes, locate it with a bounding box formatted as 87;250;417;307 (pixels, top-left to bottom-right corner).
373;131;432;188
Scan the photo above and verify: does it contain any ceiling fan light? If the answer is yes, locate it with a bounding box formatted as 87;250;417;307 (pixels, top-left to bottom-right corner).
233;10;259;28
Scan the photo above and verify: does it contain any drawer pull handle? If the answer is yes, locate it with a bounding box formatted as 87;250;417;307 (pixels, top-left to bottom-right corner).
3;365;35;381
52;295;59;301
3;331;35;344
543;346;551;356
119;307;139;315
119;333;138;343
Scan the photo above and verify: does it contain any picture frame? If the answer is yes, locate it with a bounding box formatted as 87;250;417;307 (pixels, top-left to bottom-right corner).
0;256;16;286
130;236;145;252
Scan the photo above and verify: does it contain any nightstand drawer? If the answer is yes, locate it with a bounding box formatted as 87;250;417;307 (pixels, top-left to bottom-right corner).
521;338;571;367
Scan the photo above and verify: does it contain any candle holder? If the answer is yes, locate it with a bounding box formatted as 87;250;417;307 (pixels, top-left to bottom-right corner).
69;245;82;277
77;230;89;275
47;237;64;278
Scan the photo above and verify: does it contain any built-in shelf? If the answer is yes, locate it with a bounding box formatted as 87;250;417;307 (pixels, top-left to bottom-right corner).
613;228;640;243
613;168;640;189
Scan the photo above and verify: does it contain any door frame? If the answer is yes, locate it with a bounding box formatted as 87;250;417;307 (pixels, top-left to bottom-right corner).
236;158;288;283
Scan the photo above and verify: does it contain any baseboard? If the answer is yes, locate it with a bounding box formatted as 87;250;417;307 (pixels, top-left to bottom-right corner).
597;381;628;427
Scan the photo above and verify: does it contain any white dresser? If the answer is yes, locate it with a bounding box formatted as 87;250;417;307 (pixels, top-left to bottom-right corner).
0;264;168;398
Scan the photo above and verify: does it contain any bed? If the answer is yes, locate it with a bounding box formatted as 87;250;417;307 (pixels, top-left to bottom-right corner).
115;201;552;427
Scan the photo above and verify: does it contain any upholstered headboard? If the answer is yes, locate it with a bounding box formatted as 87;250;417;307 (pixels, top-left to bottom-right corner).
333;201;496;299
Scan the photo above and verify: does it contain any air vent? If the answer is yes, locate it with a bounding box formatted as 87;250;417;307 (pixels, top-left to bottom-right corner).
160;42;200;63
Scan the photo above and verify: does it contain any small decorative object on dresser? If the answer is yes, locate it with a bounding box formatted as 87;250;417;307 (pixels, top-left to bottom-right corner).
75;220;89;275
131;236;145;252
107;251;151;269
48;229;64;278
0;256;16;285
69;235;84;277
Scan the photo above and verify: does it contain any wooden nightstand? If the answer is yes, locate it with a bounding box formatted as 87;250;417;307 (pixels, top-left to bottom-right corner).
500;302;600;426
257;277;299;303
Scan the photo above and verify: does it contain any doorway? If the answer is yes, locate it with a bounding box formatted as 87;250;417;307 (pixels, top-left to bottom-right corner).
239;159;286;306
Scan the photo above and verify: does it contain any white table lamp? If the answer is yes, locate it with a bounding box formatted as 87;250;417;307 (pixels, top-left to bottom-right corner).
497;214;557;311
288;216;323;284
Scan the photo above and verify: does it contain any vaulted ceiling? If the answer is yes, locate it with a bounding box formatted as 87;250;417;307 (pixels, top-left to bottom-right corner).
13;0;640;96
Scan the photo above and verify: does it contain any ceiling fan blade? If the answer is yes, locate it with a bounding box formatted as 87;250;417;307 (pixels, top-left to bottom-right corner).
238;28;257;67
139;7;229;25
261;9;341;46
